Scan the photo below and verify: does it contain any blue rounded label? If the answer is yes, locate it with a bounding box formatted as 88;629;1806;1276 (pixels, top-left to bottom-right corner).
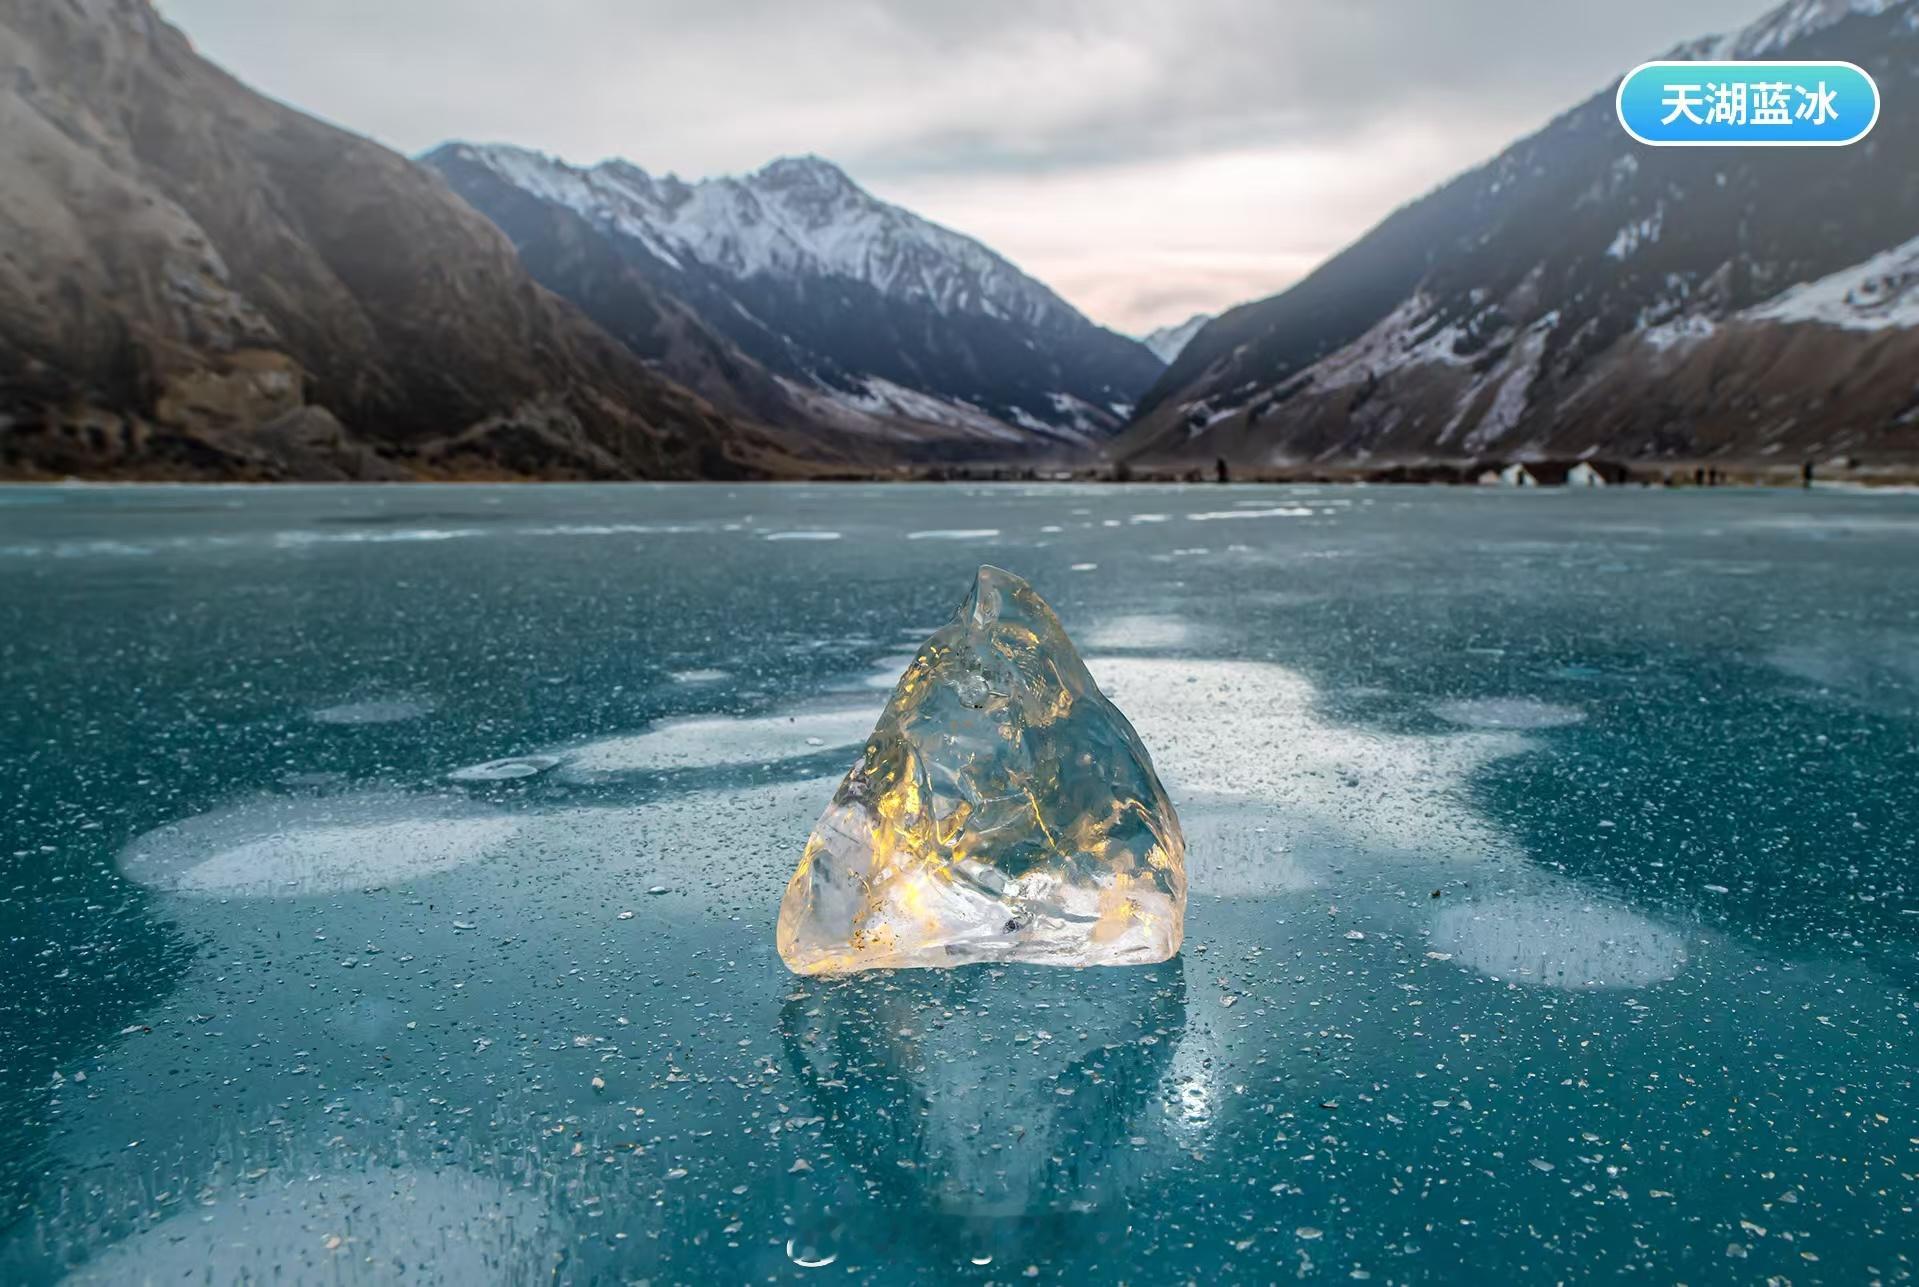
1616;61;1879;146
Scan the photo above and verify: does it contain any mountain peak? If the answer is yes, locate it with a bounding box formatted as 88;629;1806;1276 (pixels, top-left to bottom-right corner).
1140;313;1213;364
434;138;1085;326
429;140;551;168
1708;0;1893;57
750;154;857;193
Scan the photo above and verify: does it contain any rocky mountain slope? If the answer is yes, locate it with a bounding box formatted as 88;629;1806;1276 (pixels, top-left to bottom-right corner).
1123;0;1919;470
424;144;1164;454
1140;313;1214;364
0;0;804;480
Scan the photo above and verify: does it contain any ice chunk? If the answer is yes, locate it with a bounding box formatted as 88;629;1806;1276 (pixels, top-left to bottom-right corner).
777;566;1185;973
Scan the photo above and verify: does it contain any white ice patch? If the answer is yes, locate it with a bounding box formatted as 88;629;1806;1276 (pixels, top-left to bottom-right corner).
1428;894;1689;989
1431;698;1585;729
508;776;843;901
906;529;1001;541
1766;633;1919;703
309;698;434;725
1185;507;1313;521
120;792;519;897
1090;658;1527;869
64;1165;558;1286
446;755;563;783
558;707;878;776
0;522;716;561
763;530;842;542
1081;615;1195;651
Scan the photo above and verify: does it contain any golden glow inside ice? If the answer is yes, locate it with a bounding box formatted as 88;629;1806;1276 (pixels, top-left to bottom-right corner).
777;566;1186;974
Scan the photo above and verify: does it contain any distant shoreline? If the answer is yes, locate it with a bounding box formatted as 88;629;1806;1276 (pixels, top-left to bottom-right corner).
6;465;1919;489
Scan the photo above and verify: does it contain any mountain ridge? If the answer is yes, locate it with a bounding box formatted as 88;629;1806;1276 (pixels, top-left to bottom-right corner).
1121;0;1919;470
425;142;1164;454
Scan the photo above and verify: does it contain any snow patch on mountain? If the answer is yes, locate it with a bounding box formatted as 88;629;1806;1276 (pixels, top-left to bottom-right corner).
1045;392;1110;442
1744;234;1919;330
1140;313;1212;363
1306;294;1475;392
1641;315;1718;351
1605;209;1663;261
829;378;1021;440
1465;320;1552;451
1696;0;1896;56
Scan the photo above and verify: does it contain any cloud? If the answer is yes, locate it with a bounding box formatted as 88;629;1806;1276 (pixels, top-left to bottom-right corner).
157;0;1767;330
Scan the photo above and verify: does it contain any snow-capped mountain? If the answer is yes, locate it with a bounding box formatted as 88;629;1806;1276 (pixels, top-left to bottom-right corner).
425;145;1163;453
1140;313;1213;364
1123;0;1919;470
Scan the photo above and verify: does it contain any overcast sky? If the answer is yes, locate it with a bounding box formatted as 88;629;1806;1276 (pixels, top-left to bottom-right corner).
156;0;1763;334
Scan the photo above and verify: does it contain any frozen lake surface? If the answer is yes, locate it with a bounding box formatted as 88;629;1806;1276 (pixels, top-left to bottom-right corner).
1;482;1914;1283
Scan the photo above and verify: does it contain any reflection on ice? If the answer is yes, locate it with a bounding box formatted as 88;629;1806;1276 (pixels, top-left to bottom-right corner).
1429;893;1690;989
119;791;518;897
780;960;1186;1264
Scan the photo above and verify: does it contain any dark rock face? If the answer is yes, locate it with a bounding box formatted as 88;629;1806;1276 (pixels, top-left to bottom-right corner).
0;0;782;480
1123;1;1919;470
424;145;1165;454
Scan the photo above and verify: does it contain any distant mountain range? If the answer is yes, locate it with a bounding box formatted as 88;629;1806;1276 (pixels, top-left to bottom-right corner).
0;1;1160;479
1122;0;1919;471
422;144;1161;456
4;0;1917;480
1139;314;1214;364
